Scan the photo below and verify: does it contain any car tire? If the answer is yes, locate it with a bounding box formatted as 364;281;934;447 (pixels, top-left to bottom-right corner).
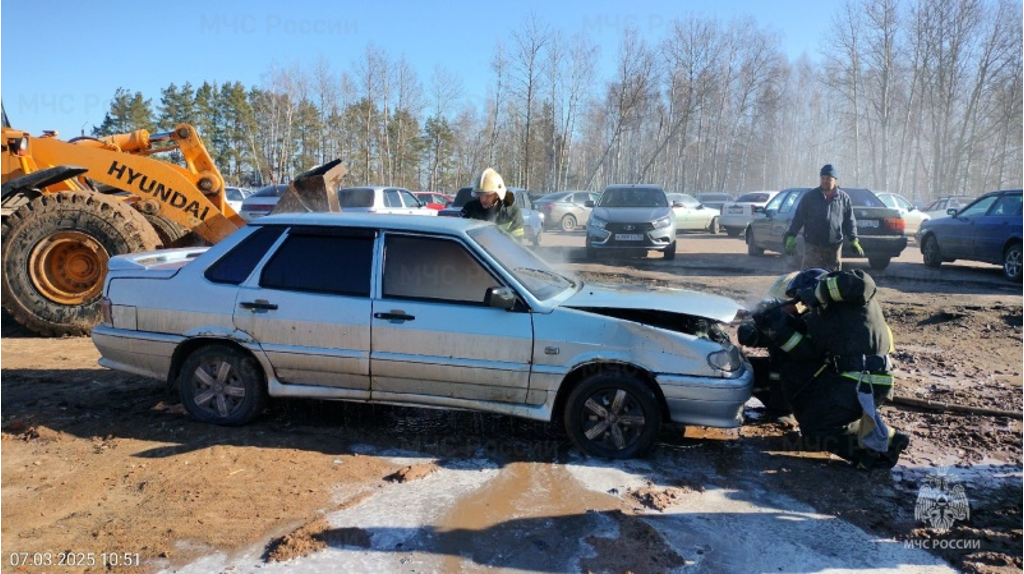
663;241;676;260
179;344;267;426
868;256;891;270
560;214;577;232
746;230;764;256
922;235;943;268
563;372;662;459
709;217;719;235
725;228;741;238
1003;242;1022;282
585;241;597;260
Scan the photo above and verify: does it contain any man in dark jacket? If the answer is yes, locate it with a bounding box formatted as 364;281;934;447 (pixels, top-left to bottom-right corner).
746;268;910;470
784;164;863;270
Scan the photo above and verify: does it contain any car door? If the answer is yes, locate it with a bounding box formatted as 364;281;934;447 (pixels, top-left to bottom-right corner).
971;191;1022;262
370;232;534;403
767;189;805;252
233;226;375;395
942;195;1000;259
382;188;406;215
400;189;431;215
670;196;699;230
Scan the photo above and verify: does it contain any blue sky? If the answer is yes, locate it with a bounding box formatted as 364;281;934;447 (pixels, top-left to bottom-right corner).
2;0;838;137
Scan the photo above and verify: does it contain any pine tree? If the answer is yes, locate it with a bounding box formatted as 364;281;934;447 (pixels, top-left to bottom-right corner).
92;88;155;136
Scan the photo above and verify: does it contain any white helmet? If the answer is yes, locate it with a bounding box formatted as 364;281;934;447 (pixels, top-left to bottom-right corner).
472;167;507;200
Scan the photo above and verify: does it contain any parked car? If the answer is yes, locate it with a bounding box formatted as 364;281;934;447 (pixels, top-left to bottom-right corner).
238;183;290;222
586;184;677;259
337;186;437;216
695;192;734;212
438;186;543;246
745;187;908;270
719;191;779;237
875;191;931;236
923;196;975;220
224;186;251;214
667;193;720;234
91;212;753;459
412;191;454;210
917;189;1023;281
534;190;600;232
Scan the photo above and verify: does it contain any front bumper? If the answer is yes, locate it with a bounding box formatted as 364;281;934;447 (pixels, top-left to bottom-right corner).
587;227;675;250
657;366;754;428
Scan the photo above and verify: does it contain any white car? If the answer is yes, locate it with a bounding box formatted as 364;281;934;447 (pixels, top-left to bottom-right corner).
719;191;779;237
875;192;931;236
337;186;437;216
237;184;290;222
91;213;753;459
224;186;250;215
667;193;720;233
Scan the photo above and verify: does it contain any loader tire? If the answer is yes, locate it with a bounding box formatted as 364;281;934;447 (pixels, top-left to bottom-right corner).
1;191;161;336
143;214;192;248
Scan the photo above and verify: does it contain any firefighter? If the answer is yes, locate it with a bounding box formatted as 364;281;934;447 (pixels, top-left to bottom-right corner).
749;268;910;469
460;167;524;242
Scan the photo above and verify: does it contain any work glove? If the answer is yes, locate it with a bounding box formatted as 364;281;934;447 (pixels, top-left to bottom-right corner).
795;286;821;309
850;239;864;256
783;235;797;256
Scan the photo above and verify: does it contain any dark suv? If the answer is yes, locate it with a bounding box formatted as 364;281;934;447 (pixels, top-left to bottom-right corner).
745;187;908;269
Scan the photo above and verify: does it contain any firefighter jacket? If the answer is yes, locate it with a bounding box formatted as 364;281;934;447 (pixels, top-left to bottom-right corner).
461;199;525;240
785;187;857;248
758;269;894;390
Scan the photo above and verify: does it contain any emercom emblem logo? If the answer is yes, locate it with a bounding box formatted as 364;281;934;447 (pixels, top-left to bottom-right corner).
914;470;970;533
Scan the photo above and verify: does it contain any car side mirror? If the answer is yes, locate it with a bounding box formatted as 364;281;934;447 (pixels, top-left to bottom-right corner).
672;201;684;208
754;206;766;214
485;286;517;310
584;200;595;208
947;208;958;217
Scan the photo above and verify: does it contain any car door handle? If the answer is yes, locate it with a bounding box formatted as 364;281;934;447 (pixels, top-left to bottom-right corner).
374;311;415;322
240;300;278;311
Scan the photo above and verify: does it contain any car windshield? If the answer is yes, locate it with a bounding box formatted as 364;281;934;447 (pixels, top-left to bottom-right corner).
736;192;771;202
468;225;576;300
338;188;375;208
599;188;668;208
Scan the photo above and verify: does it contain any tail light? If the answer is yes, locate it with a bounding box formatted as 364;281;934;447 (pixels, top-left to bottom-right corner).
883;218;905;231
100;297;113;325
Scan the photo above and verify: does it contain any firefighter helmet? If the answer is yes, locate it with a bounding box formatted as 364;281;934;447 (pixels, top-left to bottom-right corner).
785;267;830;297
472;168;507;200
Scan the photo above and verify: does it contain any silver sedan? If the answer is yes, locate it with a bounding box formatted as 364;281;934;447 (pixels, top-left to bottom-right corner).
92;213;752;459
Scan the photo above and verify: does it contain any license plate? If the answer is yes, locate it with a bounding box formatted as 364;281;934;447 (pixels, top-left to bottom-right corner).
858;220;879;228
728;206;744;214
615;233;644;241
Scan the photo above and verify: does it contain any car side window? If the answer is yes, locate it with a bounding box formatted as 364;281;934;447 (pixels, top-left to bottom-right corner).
259;228;374;296
763;192;786;213
383;235;500;304
399;189;421;207
991;193;1023;216
205;226;285;284
957;196;998;218
779;191;803;214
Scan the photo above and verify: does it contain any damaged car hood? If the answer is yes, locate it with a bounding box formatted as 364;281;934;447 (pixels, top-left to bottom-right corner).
561;283;742;323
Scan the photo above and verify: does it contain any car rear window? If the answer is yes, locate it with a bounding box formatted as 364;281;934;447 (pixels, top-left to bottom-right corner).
205;226;285;284
736;192;771;202
250;184;288;198
845;188;886;208
338;188;375;208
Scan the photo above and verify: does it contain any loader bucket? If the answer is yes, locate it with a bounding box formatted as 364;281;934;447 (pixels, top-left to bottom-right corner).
270;159;347;215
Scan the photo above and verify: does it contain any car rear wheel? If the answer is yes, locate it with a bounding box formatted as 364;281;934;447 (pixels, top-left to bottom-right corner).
708;217;719;234
746;230;764;256
663;241;676;260
560;214;577;232
179;344;267;426
564;372;662;459
922;235;943;268
1003;242;1022;282
868;256;891;270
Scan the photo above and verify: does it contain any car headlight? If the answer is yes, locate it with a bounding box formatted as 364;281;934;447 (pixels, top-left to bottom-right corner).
653;216;673;230
589;216;607;230
707;345;742;373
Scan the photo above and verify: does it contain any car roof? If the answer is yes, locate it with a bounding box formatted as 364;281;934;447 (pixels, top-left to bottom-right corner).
604;183;664;191
250;211;490;234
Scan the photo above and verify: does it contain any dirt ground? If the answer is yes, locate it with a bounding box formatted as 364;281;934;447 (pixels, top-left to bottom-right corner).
1;237;1021;573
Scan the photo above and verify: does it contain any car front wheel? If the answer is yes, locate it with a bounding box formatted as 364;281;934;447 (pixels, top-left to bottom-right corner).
1004;242;1022;282
922;235;943;268
564;372;662;459
709;217;719;234
663;240;677;260
179;344;267;426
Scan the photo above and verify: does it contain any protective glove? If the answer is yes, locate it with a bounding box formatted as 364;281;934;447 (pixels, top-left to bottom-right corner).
784;235;797;256
795;286;821;309
850;239;864;256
